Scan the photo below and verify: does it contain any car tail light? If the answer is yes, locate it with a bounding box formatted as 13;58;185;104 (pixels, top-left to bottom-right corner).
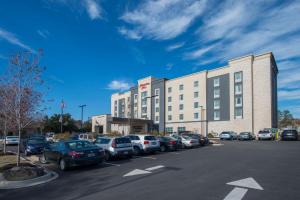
190;141;194;144
144;140;149;145
68;151;84;158
111;139;116;148
169;141;176;145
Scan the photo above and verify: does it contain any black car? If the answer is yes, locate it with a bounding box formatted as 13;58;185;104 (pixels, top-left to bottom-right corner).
281;130;298;141
40;140;105;171
23;138;48;156
157;136;178;152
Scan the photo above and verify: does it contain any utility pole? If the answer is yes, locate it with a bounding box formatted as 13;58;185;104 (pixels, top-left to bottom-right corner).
79;104;87;129
60;100;64;133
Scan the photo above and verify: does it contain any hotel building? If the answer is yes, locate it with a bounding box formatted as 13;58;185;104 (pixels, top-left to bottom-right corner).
93;52;278;136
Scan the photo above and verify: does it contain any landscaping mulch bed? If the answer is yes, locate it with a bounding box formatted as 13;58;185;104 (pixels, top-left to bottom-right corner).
1;163;45;181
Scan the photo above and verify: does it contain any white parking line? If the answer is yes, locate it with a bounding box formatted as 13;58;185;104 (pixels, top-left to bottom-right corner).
145;165;164;171
170;152;180;155
104;162;121;167
141;156;157;160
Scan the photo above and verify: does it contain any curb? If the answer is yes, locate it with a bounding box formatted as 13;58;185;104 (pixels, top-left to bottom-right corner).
0;170;58;190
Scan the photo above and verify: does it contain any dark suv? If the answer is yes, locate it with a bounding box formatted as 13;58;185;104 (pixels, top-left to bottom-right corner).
281;130;298;141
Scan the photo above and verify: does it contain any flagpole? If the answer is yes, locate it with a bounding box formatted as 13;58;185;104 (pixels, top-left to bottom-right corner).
60;100;64;133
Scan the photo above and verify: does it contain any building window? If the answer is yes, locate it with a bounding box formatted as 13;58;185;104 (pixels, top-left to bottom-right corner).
179;114;184;120
155;107;159;112
179;104;184;110
168;96;172;102
214;100;220;109
168;115;172;121
214;111;220;120
134;103;137;107
194;81;199;87
194;102;199;108
168;106;172;111
155;98;159;104
214;78;220;87
142;100;147;106
155;88;160;96
194;113;199;119
179;94;184;101
166;127;173;133
168;87;172;93
178;127;186;133
235;84;242;95
234;71;242;83
179;84;184;91
155;116;159;122
142;107;147;114
235;108;243;118
134;94;138;100
141;91;147;98
127;97;130;102
235;96;243;107
214;89;220;98
114;100;117;105
194;92;199;98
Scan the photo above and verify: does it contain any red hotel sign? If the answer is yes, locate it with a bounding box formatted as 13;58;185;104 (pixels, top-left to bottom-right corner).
140;83;150;90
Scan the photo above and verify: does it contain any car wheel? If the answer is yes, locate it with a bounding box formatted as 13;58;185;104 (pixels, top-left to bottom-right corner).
160;145;166;152
59;159;67;171
133;146;141;156
39;154;47;164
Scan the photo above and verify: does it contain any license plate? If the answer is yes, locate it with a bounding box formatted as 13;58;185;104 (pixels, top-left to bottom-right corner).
151;142;156;145
88;153;95;157
123;151;128;155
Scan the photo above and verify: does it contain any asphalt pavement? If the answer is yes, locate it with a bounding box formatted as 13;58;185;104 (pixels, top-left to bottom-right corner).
1;140;299;200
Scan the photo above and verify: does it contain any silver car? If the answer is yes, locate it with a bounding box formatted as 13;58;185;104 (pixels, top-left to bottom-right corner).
181;135;199;148
5;136;19;145
94;136;133;160
258;130;275;140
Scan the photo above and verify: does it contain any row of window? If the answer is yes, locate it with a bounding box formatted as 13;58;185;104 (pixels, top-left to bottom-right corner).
167;113;200;121
167;81;199;93
166;127;186;133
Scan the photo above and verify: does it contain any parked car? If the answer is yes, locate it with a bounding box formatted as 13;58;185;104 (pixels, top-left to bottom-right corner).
78;133;95;142
181;133;209;146
40;140;105;171
281;129;298;141
219;131;238;140
238;132;256;140
126;135;160;155
46;132;55;142
94;136;133;161
180;135;199;148
5;136;19;145
22;138;48;156
257;130;275;140
157;136;178;152
169;134;183;146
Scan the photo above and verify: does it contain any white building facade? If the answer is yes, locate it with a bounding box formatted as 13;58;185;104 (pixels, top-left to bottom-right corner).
109;52;278;136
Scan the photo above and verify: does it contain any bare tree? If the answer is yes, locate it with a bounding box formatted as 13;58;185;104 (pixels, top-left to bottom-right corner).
0;50;45;166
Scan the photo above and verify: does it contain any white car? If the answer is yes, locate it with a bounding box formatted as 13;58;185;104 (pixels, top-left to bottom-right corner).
78;133;95;142
180;135;199;148
257;130;275;140
46;132;55;142
126;135;160;155
5;136;19;145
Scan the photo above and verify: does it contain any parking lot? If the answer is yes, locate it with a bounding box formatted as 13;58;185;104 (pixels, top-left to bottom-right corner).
1;140;300;200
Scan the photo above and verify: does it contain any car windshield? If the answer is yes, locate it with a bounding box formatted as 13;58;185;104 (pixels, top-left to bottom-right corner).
221;132;230;135
7;136;18;139
182;135;191;139
115;137;131;144
259;131;270;134
283;130;297;134
95;138;111;144
28;139;45;144
240;132;249;135
67;141;94;150
144;136;156;140
128;135;139;140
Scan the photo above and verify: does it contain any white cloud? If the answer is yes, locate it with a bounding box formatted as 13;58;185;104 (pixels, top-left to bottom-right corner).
49;75;65;84
120;0;207;40
107;80;131;91
37;29;50;39
83;0;102;20
166;63;173;71
118;27;142;40
185;43;217;59
0;27;34;52
166;42;185;51
278;89;300;101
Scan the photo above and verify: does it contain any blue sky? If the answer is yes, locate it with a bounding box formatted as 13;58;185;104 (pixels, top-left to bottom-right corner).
0;0;300;120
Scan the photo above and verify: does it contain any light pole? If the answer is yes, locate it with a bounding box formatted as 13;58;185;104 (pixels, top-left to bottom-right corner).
199;106;207;137
79;104;87;130
60;100;65;133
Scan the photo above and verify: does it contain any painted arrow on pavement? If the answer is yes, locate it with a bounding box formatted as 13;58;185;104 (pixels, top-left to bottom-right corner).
123;165;165;177
224;177;263;200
